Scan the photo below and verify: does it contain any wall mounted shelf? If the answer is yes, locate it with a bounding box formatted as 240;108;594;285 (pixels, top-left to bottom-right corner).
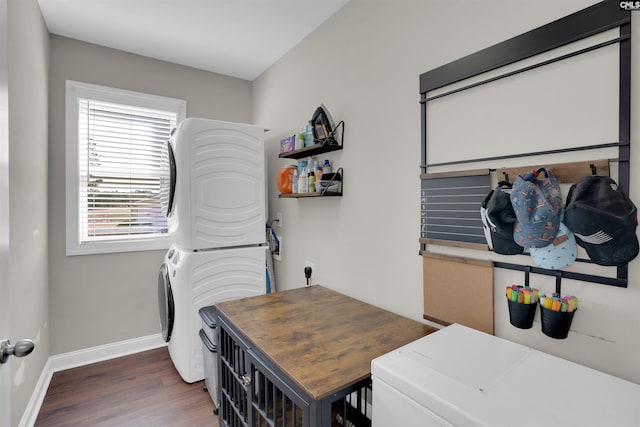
278;141;342;160
278;120;345;160
279;191;342;198
279;167;343;198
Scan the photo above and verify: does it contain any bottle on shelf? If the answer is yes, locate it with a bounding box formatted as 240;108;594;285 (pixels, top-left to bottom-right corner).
305;121;314;147
322;159;332;175
295;128;305;150
297;159;308;175
314;162;323;192
299;167;308;193
291;168;299;194
277;164;297;194
309;171;316;193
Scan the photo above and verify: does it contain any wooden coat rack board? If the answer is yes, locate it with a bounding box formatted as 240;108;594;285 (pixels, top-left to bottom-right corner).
497;159;610;184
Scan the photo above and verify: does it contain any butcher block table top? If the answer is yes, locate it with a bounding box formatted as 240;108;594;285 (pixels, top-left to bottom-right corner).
215;285;436;401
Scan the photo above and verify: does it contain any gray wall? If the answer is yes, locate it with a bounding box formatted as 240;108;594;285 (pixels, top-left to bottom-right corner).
254;0;640;384
48;36;253;354
7;0;50;425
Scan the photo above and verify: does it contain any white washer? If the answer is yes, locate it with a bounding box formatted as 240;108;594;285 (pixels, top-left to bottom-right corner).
158;244;266;383
161;118;266;251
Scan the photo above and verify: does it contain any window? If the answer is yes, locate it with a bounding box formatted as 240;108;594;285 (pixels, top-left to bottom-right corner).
66;81;186;255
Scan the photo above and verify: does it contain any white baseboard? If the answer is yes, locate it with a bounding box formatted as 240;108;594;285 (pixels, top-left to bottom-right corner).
47;333;166;373
18;358;54;427
19;333;166;427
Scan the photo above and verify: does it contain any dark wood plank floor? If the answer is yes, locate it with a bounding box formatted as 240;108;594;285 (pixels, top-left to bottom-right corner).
34;347;219;426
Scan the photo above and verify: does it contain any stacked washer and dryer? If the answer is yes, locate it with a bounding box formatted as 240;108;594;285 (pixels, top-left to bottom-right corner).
157;118;267;384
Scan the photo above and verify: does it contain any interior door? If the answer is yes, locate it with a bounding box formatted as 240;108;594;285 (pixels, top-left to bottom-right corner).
0;0;10;423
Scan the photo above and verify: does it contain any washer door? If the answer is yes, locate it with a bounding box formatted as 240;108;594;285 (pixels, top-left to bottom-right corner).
157;263;175;342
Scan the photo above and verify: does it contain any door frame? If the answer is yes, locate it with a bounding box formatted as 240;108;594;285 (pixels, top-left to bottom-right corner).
0;0;11;423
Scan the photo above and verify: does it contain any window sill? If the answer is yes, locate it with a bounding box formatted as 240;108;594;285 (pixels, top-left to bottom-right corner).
66;236;172;256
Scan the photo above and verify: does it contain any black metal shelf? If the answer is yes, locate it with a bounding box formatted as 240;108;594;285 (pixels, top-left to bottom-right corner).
279;191;342;198
278;141;342;160
279;168;343;199
279;120;344;160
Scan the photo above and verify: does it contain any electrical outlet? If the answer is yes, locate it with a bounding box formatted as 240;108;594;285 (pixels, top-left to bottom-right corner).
275;212;283;227
304;261;315;279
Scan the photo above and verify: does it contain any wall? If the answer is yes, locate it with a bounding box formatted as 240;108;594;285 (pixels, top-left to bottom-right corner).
254;0;640;384
48;36;253;354
7;0;50;425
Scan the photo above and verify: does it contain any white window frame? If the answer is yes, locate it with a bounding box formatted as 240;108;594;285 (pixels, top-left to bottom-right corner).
65;80;186;255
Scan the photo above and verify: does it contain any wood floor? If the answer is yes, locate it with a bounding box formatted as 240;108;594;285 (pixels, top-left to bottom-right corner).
34;347;219;426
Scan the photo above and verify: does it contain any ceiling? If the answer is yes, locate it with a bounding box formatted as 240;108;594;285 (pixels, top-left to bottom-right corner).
37;0;350;81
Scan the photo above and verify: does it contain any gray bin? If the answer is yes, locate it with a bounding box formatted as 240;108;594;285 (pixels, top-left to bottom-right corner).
198;306;218;410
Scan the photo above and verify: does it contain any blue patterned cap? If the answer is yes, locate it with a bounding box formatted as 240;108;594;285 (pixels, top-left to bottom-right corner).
511;168;562;248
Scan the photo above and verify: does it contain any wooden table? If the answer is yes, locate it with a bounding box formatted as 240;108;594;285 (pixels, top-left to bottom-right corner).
215;285;436;426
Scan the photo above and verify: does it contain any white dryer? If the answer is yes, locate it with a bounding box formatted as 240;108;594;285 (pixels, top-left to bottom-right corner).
158;244;266;383
161;118;266;251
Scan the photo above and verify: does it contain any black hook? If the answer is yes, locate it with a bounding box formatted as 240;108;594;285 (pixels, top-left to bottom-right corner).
502;171;510;183
535;167;548;178
555;271;562;296
590;163;597;175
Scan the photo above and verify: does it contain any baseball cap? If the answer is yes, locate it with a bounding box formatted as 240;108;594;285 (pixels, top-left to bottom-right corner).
529;222;577;270
564;175;638;266
511;168;563;248
481;182;524;255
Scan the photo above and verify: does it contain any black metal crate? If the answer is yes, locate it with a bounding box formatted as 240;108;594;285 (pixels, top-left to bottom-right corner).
218;317;372;427
250;366;305;426
329;381;372;427
219;325;250;427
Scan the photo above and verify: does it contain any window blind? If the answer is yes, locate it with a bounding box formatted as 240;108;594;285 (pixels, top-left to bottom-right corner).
78;99;176;241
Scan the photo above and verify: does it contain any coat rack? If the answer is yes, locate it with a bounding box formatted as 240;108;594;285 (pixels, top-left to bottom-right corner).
419;2;632;288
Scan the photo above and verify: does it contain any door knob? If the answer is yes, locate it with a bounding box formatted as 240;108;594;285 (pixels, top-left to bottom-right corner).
0;339;35;364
